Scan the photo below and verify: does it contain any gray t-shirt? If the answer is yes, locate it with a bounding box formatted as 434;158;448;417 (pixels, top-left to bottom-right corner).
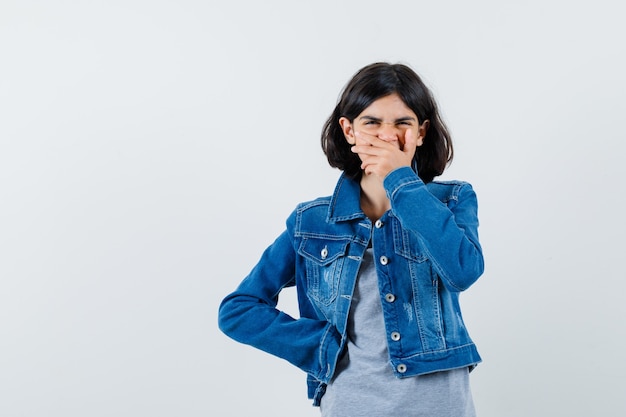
320;249;476;417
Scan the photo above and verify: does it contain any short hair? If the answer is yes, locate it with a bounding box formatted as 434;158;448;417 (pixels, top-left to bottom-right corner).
321;62;453;183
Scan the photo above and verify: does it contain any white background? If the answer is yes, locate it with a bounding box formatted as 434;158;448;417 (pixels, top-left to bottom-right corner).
1;1;625;416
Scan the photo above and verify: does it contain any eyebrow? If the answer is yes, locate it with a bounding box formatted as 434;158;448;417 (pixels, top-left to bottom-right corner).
358;115;417;122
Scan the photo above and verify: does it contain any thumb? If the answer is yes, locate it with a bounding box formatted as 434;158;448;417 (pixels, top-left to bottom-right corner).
403;129;418;159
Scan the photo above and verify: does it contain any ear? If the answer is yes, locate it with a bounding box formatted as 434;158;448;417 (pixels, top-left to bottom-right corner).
339;117;356;145
416;119;430;147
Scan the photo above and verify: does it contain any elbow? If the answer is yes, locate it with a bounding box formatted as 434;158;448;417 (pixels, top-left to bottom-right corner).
460;255;485;291
217;301;229;336
456;242;485;291
444;253;485;292
217;295;239;339
217;292;267;343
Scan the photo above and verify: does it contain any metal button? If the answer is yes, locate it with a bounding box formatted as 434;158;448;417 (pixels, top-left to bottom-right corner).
391;332;401;341
385;293;396;303
321;246;328;259
375;219;383;228
397;364;407;373
379;255;388;265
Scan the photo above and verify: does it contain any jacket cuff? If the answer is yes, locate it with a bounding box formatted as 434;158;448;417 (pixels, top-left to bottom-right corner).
383;166;424;199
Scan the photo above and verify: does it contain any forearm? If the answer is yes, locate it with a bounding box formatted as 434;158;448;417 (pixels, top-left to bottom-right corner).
219;292;340;379
384;167;484;291
217;228;342;381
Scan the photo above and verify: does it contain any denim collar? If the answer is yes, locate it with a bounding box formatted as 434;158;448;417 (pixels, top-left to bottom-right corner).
327;173;367;223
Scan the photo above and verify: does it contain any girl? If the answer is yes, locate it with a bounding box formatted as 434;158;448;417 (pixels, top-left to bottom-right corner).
218;62;484;416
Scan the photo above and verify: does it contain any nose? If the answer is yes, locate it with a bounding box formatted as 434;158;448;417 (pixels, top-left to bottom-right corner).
377;123;400;142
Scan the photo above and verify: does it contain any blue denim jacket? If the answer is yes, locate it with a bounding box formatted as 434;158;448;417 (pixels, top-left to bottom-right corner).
218;166;484;406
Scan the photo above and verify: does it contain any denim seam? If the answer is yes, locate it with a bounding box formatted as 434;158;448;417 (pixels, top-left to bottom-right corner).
399;342;477;359
388;177;422;201
317;324;335;381
295;232;355;240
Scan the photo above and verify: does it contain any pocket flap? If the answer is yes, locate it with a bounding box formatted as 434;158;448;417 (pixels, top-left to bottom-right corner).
298;238;348;266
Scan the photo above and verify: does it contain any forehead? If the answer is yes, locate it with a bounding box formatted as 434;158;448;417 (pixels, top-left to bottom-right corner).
358;93;416;118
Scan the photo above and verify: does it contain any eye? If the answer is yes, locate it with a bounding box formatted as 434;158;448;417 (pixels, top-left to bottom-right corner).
364;120;379;125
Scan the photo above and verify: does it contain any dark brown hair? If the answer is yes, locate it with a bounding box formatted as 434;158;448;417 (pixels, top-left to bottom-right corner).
321;62;453;183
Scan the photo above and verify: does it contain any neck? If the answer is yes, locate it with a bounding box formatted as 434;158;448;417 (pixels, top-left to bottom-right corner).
359;173;390;221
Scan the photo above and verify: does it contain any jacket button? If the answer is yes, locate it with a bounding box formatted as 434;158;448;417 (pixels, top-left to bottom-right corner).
397;364;407;373
379;256;388;265
385;293;396;303
321;246;328;259
391;332;401;341
375;219;383;228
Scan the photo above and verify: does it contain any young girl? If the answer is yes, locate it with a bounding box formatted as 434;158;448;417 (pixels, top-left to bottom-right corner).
218;62;484;416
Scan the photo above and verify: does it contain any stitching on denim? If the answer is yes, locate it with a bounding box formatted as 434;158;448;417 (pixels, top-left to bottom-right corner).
297;232;355;240
298;198;331;213
317;325;332;379
389;178;421;201
400;342;477;359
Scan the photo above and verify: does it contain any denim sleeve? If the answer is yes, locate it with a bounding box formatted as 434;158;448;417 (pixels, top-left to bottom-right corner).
383;166;484;292
217;210;342;382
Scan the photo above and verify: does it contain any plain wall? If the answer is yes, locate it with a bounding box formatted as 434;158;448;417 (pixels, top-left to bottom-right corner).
1;1;625;416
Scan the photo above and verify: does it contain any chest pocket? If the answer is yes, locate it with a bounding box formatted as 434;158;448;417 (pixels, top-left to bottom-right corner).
298;238;349;306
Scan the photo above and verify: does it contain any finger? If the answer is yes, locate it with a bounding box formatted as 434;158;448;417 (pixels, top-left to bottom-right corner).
351;134;387;155
351;144;382;155
354;131;374;146
403;129;418;158
355;131;393;149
